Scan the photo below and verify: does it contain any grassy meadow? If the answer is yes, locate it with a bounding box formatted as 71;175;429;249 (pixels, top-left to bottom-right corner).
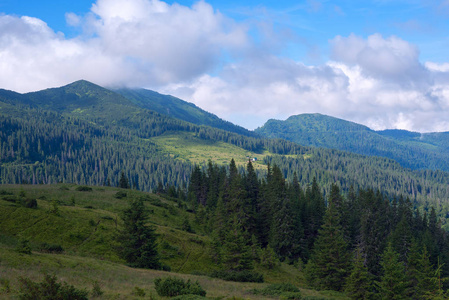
0;184;347;299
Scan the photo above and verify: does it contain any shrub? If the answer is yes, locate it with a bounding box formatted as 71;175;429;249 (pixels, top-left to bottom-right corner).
76;186;92;192
21;198;38;209
16;239;32;255
0;189;13;195
91;281;103;297
114;191;127;199
210;270;264;283
0;278;11;294
252;283;301;299
154;277;206;297
280;292;303;300
39;243;64;254
171;295;207;300
18;274;88;300
131;286;146;297
2;195;17;203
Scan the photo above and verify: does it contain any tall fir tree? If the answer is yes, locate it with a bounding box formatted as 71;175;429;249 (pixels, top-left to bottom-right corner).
116;198;160;269
304;188;351;291
376;243;408;300
345;247;375;300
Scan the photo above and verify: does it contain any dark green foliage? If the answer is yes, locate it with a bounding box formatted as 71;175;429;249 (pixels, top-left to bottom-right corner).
116;198;161;269
222;216;253;271
154;277;206;297
114;191;127;199
91;281;103;298
344;248;374;300
209;270;264;282
252;283;300;296
131;286;146;297
170;295;207;300
75;186;92;192
376;243;408;299
116;88;255;137
20;198;37;208
119;171;130;189
305;187;351;291
0;278;11;294
18;274;88;300
39;243;64;254
16;239;32;254
256;113;449;172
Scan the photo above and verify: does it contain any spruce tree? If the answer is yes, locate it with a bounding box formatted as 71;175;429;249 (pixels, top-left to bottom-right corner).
304;192;350;291
222;216;253;271
119;171;130;189
376;243;408;299
117;198;161;269
345;248;374;300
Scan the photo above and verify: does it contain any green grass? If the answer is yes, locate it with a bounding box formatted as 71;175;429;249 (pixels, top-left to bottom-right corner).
0;184;348;299
150;132;268;170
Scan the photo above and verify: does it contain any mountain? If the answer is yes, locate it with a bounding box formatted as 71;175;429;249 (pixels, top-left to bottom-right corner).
116;88;255;137
255;113;449;172
2;80;449;228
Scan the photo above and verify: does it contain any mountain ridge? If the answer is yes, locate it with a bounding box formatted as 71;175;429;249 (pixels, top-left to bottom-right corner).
255;113;449;172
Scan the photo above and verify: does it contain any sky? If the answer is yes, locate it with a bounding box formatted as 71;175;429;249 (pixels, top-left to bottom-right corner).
1;0;449;132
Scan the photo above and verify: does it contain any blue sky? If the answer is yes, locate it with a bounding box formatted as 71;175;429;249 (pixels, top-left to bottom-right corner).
1;0;449;132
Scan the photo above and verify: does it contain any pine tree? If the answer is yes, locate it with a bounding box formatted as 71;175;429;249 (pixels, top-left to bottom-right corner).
117;198;161;269
119;171;130;189
304;193;351;291
222;216;253;271
376;243;408;299
345;248;374;300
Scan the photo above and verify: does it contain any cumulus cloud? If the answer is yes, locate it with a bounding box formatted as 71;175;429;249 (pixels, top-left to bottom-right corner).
0;0;249;91
163;34;449;132
2;1;449;132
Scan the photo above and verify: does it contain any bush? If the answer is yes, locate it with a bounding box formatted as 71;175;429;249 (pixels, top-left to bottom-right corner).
210;270;263;283
39;243;64;254
114;191;127;199
252;283;301;299
76;186;92;192
19;274;88;300
131;286;146;297
154;277;206;297
171;295;207;300
16;239;32;254
280;292;303;300
21;198;38;209
91;281;103;297
2;195;17;203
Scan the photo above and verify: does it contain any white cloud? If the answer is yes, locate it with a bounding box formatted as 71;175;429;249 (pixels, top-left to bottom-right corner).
2;1;449;133
0;0;249;91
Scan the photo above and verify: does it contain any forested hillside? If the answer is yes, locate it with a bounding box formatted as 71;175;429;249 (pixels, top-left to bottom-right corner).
255;113;449;172
116;88;255;137
1;80;449;228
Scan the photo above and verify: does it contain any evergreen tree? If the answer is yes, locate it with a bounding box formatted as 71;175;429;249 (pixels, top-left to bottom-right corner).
376;243;408;299
117;198;161;269
304;192;351;291
345;248;375;300
222;216;253;271
119;171;130;189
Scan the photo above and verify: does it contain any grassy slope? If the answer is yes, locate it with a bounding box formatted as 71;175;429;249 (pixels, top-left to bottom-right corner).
0;184;347;299
150;132;269;170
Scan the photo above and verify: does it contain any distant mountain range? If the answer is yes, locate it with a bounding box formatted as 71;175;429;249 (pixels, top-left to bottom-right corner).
256;113;449;172
2;80;449;226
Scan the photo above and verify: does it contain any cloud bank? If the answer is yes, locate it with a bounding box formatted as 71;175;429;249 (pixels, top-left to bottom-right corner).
1;0;449;132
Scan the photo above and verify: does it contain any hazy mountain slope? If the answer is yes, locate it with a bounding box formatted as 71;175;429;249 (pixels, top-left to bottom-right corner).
116;88;256;137
255;113;449;172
